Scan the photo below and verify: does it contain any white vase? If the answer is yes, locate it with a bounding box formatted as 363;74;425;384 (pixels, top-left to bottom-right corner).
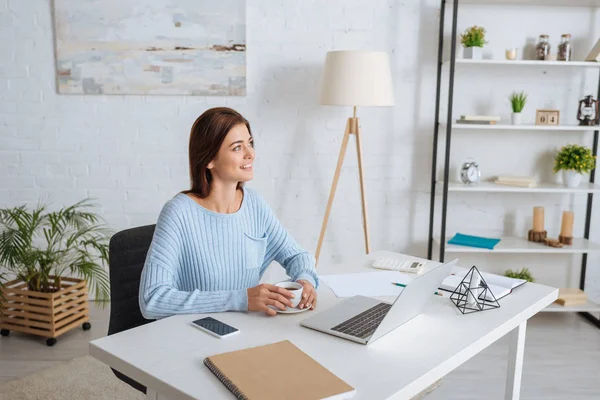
562;170;582;188
463;46;482;60
511;112;522;125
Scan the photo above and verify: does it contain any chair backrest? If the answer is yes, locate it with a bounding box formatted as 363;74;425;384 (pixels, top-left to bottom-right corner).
107;224;156;393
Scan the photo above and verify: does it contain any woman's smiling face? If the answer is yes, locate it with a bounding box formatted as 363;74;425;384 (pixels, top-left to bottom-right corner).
208;123;255;184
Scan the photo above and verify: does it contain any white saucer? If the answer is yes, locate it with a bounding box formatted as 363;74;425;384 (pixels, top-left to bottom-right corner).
268;306;312;314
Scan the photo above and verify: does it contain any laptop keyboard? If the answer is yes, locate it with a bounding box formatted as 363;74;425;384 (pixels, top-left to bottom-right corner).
331;302;392;339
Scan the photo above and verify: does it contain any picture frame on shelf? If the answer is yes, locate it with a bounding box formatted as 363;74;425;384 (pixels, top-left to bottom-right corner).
535;109;560;126
585;38;600;62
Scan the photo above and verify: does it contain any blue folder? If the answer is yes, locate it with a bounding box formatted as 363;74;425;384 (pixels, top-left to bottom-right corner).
447;233;501;250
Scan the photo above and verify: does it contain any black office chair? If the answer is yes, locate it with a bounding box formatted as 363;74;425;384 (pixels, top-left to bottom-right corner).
107;224;156;394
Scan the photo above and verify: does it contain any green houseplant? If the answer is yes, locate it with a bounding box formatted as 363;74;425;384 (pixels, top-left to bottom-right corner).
553;144;597;188
460;25;487;60
0;199;111;345
504;267;535;283
509;91;527;125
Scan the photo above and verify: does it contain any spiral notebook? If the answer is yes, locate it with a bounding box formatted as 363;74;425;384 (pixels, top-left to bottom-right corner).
203;340;356;400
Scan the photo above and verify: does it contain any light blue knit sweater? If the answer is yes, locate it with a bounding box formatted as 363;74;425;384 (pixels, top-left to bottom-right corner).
138;187;319;319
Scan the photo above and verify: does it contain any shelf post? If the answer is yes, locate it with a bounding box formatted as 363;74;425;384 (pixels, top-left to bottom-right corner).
579;69;600;329
438;0;460;262
427;0;448;260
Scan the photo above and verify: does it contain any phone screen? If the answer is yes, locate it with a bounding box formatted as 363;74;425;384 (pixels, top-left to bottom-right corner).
192;317;238;336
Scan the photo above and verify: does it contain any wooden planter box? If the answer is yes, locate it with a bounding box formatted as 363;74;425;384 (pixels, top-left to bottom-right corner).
0;276;91;346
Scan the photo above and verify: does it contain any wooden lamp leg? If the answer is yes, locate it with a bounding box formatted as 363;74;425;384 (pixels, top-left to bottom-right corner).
315;119;351;265
315;110;372;266
354;119;371;254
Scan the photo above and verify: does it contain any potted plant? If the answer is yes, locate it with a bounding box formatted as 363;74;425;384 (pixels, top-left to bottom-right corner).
509;91;527;125
460;25;487;60
504;267;535;283
553;144;597;188
0;199;111;346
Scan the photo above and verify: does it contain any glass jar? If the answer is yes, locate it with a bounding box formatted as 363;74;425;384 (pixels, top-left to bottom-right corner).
536;35;551;60
558;34;572;61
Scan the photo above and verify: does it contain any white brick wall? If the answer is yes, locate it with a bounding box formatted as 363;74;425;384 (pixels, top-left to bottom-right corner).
1;0;599;300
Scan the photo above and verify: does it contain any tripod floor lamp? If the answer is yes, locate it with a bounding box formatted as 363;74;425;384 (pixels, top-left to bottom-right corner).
315;50;394;265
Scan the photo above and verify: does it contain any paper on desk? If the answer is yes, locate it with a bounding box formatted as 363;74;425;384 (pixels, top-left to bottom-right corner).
319;271;414;298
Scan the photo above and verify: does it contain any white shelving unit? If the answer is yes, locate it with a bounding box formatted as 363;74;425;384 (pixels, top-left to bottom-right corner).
458;0;600;6
449;123;597;132
450;59;600;68
545;300;600;312
428;1;600;318
433;237;600;254
440;181;600;194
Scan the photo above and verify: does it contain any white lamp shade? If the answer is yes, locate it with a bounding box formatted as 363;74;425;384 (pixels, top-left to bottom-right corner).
320;50;394;107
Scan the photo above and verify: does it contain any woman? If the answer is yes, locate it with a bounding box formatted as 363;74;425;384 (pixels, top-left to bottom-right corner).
139;107;318;319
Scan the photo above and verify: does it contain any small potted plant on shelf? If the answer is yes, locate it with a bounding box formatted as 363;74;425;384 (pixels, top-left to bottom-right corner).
553;144;597;188
504;267;535;282
0;199;111;346
460;25;487;60
509;91;527;125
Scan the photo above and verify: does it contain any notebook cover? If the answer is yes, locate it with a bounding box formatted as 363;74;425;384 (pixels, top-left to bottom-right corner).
495;175;536;183
455;120;497;125
451;267;527;290
494;180;537;188
459;115;501;121
447;233;501;250
204;340;356;400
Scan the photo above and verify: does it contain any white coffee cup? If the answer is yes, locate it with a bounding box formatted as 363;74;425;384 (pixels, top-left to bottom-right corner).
274;281;303;310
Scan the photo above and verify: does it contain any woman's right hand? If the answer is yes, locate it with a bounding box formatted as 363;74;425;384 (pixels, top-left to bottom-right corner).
247;284;295;316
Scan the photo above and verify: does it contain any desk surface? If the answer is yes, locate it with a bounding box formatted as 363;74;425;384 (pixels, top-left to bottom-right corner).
90;251;558;400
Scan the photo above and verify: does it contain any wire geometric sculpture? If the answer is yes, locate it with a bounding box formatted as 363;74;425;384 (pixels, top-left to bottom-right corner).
450;265;500;314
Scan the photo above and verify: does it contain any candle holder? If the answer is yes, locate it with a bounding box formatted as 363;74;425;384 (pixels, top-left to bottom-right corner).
558;235;573;245
528;229;547;242
450;266;501;314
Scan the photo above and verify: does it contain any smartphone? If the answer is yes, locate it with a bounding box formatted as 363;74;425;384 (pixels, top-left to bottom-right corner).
191;317;240;338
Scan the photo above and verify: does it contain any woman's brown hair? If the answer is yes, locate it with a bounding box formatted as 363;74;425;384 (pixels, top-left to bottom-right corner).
181;107;252;198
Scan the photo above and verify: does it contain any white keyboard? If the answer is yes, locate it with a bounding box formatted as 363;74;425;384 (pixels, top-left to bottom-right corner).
372;258;424;273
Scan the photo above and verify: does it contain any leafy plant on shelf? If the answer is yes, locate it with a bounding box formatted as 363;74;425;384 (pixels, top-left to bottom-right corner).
0;199;111;313
460;25;487;48
553;144;597;174
504;267;535;283
509;91;527;113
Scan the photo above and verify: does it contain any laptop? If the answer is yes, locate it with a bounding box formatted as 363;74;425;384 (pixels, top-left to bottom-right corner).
300;259;458;345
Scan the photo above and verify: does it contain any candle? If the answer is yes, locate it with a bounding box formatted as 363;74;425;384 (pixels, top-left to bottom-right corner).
533;207;544;232
505;48;517;60
560;211;574;237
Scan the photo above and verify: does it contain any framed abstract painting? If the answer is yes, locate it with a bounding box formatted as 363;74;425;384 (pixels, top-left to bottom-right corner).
53;0;246;96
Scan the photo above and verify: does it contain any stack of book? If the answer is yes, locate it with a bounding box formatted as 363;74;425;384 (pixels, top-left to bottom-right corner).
456;115;501;125
494;176;537;188
554;288;587;307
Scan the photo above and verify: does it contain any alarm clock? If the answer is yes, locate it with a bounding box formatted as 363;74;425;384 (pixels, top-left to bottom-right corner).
460;159;480;184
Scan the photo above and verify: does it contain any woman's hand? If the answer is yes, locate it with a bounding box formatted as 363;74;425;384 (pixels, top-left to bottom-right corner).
247;284;295;316
296;280;317;310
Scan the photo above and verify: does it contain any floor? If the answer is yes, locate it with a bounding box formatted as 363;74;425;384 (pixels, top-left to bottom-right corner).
1;304;599;399
0;302;110;384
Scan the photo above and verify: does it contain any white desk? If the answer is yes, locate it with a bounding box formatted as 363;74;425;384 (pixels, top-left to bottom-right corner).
90;250;558;400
